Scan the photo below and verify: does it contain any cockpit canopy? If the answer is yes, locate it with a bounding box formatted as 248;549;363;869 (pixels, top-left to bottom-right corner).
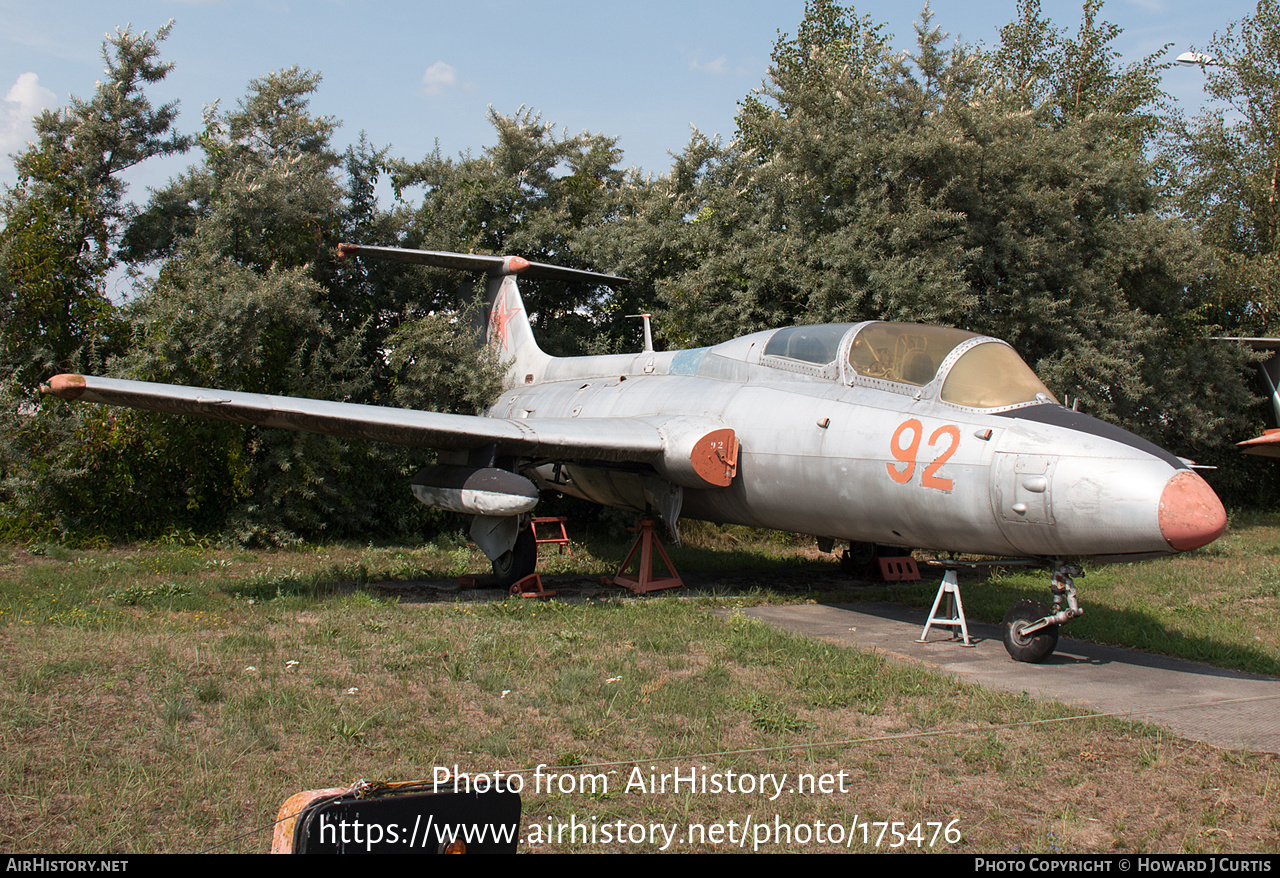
762;324;849;366
762;321;1057;411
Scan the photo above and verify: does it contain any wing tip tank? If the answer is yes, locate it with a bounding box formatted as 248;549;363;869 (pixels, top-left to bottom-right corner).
40;374;87;401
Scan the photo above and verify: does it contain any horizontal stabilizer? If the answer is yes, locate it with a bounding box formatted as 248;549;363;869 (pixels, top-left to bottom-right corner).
337;244;629;288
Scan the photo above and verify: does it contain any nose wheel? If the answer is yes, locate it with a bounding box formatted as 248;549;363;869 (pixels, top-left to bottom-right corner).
1000;562;1083;662
1002;600;1059;662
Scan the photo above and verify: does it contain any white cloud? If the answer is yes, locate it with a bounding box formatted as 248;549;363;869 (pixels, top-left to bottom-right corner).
421;61;458;96
690;56;729;75
1;72;58;167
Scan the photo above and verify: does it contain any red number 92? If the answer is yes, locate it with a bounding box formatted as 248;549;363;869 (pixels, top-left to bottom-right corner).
887;419;959;491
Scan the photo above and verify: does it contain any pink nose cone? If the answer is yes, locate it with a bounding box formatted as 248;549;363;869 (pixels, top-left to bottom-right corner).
1158;470;1227;551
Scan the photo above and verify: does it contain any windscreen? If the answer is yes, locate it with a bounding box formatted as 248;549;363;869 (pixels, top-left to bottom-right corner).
940;341;1057;409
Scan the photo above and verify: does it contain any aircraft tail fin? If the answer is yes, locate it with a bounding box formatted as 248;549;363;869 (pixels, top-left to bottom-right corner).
481;268;549;385
338;244;628;386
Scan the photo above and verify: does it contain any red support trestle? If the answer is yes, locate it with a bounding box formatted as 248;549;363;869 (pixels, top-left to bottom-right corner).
613;517;684;594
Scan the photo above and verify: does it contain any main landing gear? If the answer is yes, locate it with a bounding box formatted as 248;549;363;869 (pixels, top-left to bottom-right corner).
1000;562;1083;663
491;527;538;589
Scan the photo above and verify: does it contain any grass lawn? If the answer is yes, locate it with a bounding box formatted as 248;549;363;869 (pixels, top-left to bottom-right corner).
1;517;1277;853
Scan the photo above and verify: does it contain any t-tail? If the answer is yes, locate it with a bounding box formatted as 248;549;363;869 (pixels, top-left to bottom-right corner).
337;244;629;387
480;260;549;385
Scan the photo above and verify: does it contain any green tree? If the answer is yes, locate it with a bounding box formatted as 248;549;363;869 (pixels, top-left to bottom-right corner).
621;3;980;346
17;64;514;543
120;66;342;273
114;69;512;542
385;303;505;415
0;22;188;383
116;245;395;544
993;0;1167;145
113;69;406;543
1176;0;1280;335
391;109;644;355
0;23;193;540
611;0;1253;458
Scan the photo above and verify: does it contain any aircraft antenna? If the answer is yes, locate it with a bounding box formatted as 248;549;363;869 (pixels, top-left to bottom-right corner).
627;313;654;353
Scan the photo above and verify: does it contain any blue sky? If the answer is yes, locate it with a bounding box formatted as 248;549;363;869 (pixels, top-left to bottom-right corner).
0;0;1260;193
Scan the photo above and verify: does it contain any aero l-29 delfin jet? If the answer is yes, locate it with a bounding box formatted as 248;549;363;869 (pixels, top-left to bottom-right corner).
41;245;1228;662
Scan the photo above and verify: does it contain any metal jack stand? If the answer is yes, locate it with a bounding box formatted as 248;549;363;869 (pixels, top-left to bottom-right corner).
613;517;684;594
510;572;555;599
918;568;974;646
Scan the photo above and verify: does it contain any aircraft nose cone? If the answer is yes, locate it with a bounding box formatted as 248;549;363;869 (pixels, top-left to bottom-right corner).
1158;470;1226;551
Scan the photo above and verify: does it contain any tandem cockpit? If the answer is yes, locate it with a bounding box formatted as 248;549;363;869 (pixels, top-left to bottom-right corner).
759;321;1058;412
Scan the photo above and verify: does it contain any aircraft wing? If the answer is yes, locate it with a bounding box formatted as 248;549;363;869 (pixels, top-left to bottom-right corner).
39;374;738;488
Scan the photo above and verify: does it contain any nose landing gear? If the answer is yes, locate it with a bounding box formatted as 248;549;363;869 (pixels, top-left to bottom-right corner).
1001;562;1083;663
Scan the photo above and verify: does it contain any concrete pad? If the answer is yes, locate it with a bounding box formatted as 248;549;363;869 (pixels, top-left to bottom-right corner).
735;602;1280;754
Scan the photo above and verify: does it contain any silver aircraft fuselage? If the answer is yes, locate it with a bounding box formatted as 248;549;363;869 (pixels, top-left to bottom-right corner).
499;324;1223;562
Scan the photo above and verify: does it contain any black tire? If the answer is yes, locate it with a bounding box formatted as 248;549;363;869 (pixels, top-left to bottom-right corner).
850;541;878;565
841;541;877;576
491;527;537;588
1002;599;1059;663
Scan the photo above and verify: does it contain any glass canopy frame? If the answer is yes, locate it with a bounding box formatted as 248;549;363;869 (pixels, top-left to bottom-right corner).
761;322;1057;412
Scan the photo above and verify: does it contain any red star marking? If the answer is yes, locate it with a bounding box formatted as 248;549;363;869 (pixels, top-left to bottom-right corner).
488;289;520;347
